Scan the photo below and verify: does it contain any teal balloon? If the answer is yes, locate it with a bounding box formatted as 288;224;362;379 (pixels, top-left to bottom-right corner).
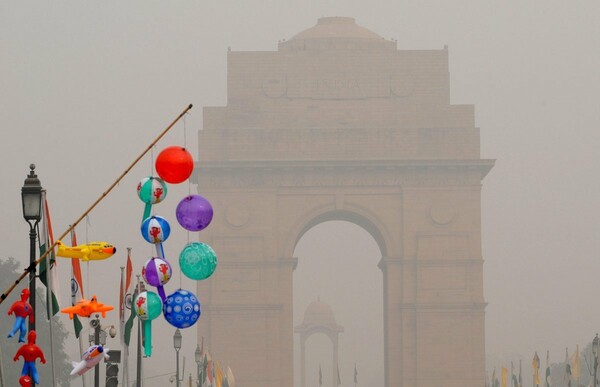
137;177;167;204
133;291;162;357
133;291;162;321
144;320;153;357
179;242;217;280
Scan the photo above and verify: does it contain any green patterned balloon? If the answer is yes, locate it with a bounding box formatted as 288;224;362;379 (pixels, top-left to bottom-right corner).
137;176;167;204
134;291;162;321
133;291;162;357
179;242;217;280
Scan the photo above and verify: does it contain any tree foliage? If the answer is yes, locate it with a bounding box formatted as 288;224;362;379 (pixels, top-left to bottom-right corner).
0;257;71;386
549;342;594;387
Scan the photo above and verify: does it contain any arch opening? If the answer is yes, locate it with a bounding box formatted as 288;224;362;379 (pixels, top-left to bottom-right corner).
291;209;389;258
293;219;384;387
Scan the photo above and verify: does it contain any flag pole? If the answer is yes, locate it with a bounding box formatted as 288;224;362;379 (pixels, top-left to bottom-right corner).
136;275;143;387
0;340;5;387
0;104;193;306
120;265;128;387
199;337;203;387
123;345;130;387
40;195;57;387
45;255;57;387
69;227;87;387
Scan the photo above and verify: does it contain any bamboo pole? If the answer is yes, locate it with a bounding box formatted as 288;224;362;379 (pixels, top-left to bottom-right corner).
0;104;193;306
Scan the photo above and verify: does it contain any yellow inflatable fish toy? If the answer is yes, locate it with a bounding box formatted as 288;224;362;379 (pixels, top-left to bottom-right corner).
56;240;116;261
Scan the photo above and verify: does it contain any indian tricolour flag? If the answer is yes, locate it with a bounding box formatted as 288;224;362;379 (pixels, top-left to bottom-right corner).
206;350;214;387
38;192;60;317
123;255;137;347
120;249;133;345
226;366;235;387
70;228;84;338
215;361;223;387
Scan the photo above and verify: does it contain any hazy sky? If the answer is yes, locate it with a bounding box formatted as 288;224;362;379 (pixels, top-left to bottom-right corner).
1;1;600;386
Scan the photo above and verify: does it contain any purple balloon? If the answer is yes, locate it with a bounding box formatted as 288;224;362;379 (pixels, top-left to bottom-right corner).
142;257;172;287
176;195;213;232
142;257;171;302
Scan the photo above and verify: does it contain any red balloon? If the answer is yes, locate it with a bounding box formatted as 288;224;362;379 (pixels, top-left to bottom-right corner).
155;146;194;184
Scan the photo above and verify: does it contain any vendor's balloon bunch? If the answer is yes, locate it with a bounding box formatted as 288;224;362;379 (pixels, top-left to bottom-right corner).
134;145;217;356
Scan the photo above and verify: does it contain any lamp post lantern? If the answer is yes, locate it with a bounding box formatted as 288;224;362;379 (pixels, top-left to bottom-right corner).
91;315;101;387
88;316;117;387
195;344;201;387
174;329;182;387
21;164;43;333
593;333;599;387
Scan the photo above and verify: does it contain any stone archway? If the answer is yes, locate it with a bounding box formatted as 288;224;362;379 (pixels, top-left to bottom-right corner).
194;16;493;387
295;299;344;387
291;215;386;386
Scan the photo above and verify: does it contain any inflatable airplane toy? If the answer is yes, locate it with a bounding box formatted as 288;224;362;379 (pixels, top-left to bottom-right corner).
61;296;114;319
70;345;110;376
56;240;116;261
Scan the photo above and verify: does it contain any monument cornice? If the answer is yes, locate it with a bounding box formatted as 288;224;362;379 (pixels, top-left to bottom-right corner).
196;158;494;173
398;302;487;310
192;159;494;189
378;256;483;271
219;258;298;270
203;303;283;312
379;257;484;267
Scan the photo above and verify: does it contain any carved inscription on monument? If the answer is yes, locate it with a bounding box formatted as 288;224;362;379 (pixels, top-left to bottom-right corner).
287;71;390;99
313;78;361;95
200;167;481;189
262;75;287;98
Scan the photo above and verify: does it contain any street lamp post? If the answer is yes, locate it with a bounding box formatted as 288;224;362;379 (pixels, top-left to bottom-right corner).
195;344;201;387
174;329;182;387
21;164;43;333
92;316;101;387
88;315;117;387
593;334;599;387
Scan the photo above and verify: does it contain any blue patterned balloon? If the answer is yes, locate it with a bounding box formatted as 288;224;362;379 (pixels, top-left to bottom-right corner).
163;289;201;329
140;215;171;244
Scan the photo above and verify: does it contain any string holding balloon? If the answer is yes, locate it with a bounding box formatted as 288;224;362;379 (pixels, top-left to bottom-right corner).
175;194;217;280
140;216;171;300
139;143;213;337
133;291;162;357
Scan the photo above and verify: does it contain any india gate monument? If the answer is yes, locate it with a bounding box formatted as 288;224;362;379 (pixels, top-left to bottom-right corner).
194;16;494;387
